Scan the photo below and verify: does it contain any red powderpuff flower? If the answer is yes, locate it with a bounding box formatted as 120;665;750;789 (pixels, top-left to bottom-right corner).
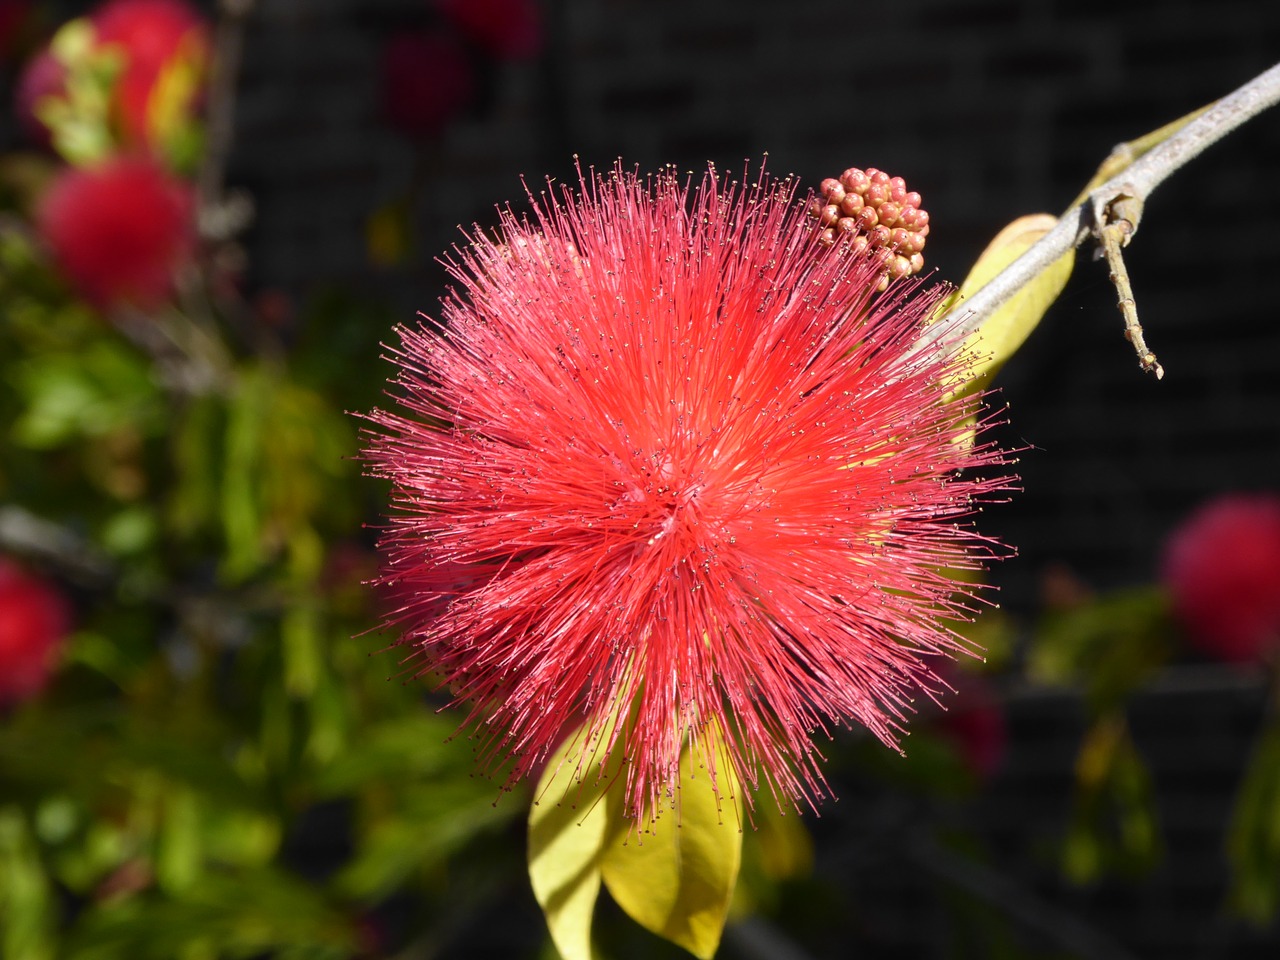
1162;493;1280;664
379;29;476;140
91;0;210;149
363;163;1010;818
36;157;195;308
0;560;71;705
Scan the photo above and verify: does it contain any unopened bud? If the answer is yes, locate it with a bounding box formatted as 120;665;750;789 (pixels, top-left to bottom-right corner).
807;164;931;287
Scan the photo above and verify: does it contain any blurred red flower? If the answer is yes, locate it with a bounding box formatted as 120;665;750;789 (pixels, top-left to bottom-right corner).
91;0;209;150
36;156;195;308
1162;493;1280;664
14;0;208;157
0;560;70;705
364;163;1010;817
379;29;475;140
438;0;542;61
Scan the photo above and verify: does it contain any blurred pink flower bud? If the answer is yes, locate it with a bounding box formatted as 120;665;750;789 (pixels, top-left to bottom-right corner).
379;29;475;140
1161;493;1280;664
438;0;542;61
36;156;195;308
937;673;1007;781
0;559;70;705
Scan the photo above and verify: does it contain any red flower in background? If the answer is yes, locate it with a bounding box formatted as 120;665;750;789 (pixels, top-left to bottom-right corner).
36;156;195;308
14;0;208;156
936;672;1007;781
438;0;542;61
379;29;475;140
363;163;1010;817
91;0;209;150
1162;493;1280;664
0;560;70;705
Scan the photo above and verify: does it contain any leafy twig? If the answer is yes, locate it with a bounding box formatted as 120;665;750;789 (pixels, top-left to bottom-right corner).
1096;195;1162;378
929;61;1280;374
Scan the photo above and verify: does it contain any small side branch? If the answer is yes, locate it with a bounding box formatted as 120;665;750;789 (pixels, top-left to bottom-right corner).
1095;195;1163;378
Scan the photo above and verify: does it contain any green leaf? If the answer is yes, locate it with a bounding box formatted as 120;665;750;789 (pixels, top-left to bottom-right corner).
1027;586;1171;711
1227;716;1280;921
530;723;745;960
600;736;743;960
0;807;57;960
942;214;1074;391
10;342;162;448
528;726;617;960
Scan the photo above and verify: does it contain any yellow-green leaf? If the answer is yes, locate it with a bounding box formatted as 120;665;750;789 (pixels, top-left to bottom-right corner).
600;736;743;960
943;214;1073;391
528;726;618;960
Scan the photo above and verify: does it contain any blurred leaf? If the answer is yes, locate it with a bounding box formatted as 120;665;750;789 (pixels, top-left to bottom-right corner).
147;38;207;174
64;867;359;960
600;733;743;960
339;781;515;901
10;341;163;449
39;19;122;167
312;714;468;796
1227;714;1280;922
169;394;224;541
282;603;322;699
1063;714;1161;884
939;214;1073;393
1027;586;1172;711
366;199;414;268
100;504;159;556
219;366;355;582
528;724;619;960
156;786;202;894
0;806;57;960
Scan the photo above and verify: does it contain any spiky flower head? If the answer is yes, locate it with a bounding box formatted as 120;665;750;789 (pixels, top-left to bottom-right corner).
363;162;1009;818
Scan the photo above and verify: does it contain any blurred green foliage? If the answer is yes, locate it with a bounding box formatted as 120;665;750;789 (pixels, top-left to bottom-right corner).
0;196;527;957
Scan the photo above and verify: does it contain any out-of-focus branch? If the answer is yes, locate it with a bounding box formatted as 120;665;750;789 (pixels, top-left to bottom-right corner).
927;61;1280;371
197;0;255;241
0;506;114;585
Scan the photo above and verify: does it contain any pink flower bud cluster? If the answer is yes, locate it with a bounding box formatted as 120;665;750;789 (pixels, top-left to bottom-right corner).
808;167;930;290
